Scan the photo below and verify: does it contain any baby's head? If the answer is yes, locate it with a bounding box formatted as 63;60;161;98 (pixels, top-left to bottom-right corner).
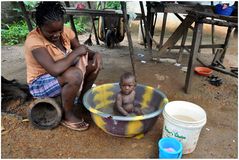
119;72;136;95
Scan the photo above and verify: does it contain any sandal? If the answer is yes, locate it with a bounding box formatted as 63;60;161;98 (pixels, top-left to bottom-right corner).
61;119;89;131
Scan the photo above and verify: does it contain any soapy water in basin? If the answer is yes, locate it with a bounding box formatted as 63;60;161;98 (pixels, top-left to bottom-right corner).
97;103;156;116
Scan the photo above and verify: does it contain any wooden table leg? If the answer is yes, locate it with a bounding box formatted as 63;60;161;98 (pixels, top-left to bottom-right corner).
220;26;233;62
211;1;215;55
87;1;100;45
177;29;188;63
185;22;203;93
140;19;146;48
147;2;154;48
211;21;215;54
159;12;168;49
139;2;152;56
65;2;79;42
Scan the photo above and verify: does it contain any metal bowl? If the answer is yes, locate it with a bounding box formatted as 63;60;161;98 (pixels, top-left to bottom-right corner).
83;83;168;137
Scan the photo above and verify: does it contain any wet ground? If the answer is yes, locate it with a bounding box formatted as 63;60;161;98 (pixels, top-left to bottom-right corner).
1;32;238;158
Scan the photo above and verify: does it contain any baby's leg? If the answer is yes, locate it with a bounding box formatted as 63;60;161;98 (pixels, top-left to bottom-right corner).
134;107;143;115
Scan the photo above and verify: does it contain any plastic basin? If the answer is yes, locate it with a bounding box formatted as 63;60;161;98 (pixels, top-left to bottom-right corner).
194;67;213;76
83;83;168;137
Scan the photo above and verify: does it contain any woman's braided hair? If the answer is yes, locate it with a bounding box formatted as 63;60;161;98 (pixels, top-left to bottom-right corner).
35;1;66;27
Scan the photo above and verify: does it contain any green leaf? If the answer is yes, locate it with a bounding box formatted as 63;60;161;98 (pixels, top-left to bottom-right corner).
1;20;29;45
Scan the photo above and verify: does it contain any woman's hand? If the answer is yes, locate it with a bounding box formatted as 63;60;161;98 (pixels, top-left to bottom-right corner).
92;52;103;73
74;45;89;56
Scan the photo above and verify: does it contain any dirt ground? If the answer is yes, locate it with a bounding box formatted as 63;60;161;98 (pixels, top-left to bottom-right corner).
1;30;238;158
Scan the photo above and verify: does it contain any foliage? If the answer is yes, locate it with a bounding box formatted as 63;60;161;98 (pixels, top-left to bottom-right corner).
1;2;38;45
105;1;121;10
1;17;87;45
96;1;121;10
1;20;29;45
12;1;38;14
24;1;38;10
64;17;87;33
1;2;88;45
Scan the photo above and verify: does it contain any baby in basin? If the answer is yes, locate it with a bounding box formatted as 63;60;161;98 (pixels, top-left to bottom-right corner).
114;72;143;116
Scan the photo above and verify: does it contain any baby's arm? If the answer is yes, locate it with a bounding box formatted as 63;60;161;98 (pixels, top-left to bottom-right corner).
116;94;129;116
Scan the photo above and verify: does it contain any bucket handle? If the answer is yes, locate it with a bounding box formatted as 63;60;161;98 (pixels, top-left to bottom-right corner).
178;150;182;158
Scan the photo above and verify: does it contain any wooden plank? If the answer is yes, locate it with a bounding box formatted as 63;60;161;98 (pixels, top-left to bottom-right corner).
30;8;142;22
174;13;194;30
147;2;153;48
172;44;225;49
153;13;157;34
189;10;238;23
177;29;188;63
211;1;215;55
65;8;142;20
183;46;191;53
65;2;79;41
29;7;116;16
200;19;238;27
159;12;167;48
66;8;116;15
197;57;237;78
211;48;224;66
220;27;233;62
209;66;238;78
151;3;213;14
140;19;146;48
139;1;152;56
87;2;100;45
211;20;215;54
198;24;203;54
158;14;198;56
185;22;203;93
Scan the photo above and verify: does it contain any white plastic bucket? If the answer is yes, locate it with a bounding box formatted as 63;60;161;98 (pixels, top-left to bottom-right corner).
162;101;207;154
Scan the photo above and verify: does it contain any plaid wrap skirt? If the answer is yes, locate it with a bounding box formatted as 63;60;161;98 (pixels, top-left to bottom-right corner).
28;74;61;98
